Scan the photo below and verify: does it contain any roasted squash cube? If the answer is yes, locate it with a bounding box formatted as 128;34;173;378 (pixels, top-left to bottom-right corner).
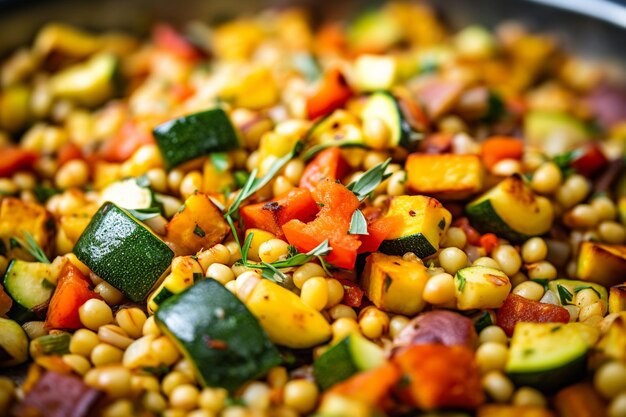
577;242;626;287
0;198;54;261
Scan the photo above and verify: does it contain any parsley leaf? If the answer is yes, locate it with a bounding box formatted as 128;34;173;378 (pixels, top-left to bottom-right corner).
348;209;369;235
346;158;392;201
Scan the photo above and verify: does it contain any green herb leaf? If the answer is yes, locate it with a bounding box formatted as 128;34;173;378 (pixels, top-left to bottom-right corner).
574;285;602;299
348;209;369;235
13;231;50;264
346;158;392;201
127;207;161;221
457;274;466;292
557;284;574;305
210;152;229;172
384;274;392;292
193;225;206;238
33;185;61;203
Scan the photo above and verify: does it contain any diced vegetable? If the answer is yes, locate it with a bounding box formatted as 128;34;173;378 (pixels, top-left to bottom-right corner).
152;108;240;169
0;317;29;367
361;252;430;315
378;195;451;258
353;55;397;92
326;362;401;408
392;344;484;410
164;192;229;255
0;146;38;178
414;78;465;120
99;121;155;163
147;255;203;312
481;137;524;169
153;24;203;61
241;278;332;349
609;284;626;313
220;66;279;110
156;279;281;391
524;111;590;155
74;202;174;302
393;310;477;349
547;279;608;311
45;262;99;330
577;242;626;287
299;147;350;191
306;68;353;120
466;175;554;243
556;143;608;177
303;110;365;159
506;323;592;393
357;214;402;254
313;333;385;390
360;91;422;148
405;154;484;200
554;383;607;417
4;260;62;323
50;53;118;107
454;266;511;310
241;187;319;239
597;315;626;361
283;179;361;269
99;177;157;210
496;293;570;337
29;333;71;357
0;198;55;261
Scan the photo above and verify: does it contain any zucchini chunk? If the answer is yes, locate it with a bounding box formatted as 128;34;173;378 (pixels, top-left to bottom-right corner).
466;175;553;243
303;110;365;159
609;285;626;313
360;91;420;148
548;279;608;311
147;255;203;313
74;202;174;302
361;252;430;315
405;153;484;200
577;242;626;287
155;279;281;391
0;317;29;367
153;108;240;170
313;333;385;390
50;53;118;107
506;323;592;393
378;195;451;259
4;260;62;323
0;198;55;261
524;110;590;155
454;266;511;310
99;177;157;210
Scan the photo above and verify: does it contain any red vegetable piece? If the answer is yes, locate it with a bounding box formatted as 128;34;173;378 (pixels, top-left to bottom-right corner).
283;179;361;269
393;310;477;350
153;24;203;61
57;142;83;167
481;136;524;169
479;233;500;255
392;344;484;410
45;262;100;330
338;279;364;308
306;68;353;120
327;362;401;407
299;147;350;191
571;144;608;177
0;146;38;177
240;187;319;239
358;214;403;254
496;293;570;337
99;121;155;163
15;371;103;417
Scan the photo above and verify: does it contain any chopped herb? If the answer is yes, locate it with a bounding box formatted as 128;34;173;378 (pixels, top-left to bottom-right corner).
457;274;466;292
193;225;206;238
233;170;250;189
41;279;55;289
33;185;61;203
348;209;369;235
210;152;229;172
287;245;298;258
12;231;50;264
574;285;602;299
127;207;161;221
557;284;573;305
384;274;392;292
346;158;392;201
316;202;325;207
438;218;446;230
531;278;550;289
550;325;562;333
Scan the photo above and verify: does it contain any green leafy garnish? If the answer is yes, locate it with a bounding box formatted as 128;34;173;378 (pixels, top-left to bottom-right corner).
210;152;229;172
457;274;466;292
194;225;206;238
557;284;574;305
33;185;61;203
384;274;392;292
348;209;369;235
346;158;392;201
574;285;602;299
13;231;50;264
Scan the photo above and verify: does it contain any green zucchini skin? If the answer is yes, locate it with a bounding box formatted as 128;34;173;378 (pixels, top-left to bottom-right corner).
378;233;437;258
153;108;240;170
465;199;529;243
155;279;281;392
73;202;174;302
507;355;586;394
360;91;420;149
3;260;57;323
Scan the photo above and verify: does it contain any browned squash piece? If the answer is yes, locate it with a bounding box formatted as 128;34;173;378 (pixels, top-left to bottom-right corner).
165;192;229;255
405;153;484;200
577;242;626;287
478;405;557;417
609;285;626;313
554;382;607;417
0;198;55;260
597;314;626;362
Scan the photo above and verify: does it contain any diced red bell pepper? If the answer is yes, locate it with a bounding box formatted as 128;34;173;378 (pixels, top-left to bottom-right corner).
570;144;608;177
358;215;403;254
306;68;353;120
497;293;570;337
299;147;350;191
45;262;100;330
240;187;319;239
153;24;203;61
99;121;155;163
481;136;524;169
327;362;401;407
392;344;484;410
0;146;38;177
479;233;500;255
57;142;83;167
338;279;364;308
283;179;361;269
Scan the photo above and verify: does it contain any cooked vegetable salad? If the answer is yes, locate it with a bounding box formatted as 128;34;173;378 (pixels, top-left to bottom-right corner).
1;2;626;416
